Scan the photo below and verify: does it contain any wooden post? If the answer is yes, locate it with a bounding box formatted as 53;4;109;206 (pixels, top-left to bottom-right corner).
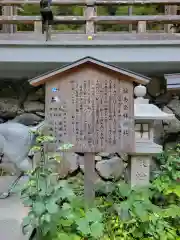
128;6;133;32
84;153;95;206
165;5;177;33
85;0;96;36
34;21;42;34
137;21;146;33
2;5;17;33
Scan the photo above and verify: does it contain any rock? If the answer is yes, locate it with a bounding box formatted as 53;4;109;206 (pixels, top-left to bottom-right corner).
77;155;85;172
167;98;180;117
11;113;42;126
163;106;180;134
164;141;178;151
153;120;164;144
154;92;172;107
98;152;110;158
0;98;19;118
23;101;44;113
97;152;116;159
117;153;128;162
147;77;162;98
96;156;125;180
95;156;102;161
35;111;45;118
56;152;79;178
27;87;45;102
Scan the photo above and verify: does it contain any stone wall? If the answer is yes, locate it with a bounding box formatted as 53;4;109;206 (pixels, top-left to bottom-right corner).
0;78;180;180
0;80;45;125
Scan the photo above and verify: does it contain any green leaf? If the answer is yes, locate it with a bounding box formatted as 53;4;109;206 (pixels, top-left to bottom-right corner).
46;202;59;214
22;216;31;227
59;218;74;227
162;205;180;218
62;203;72;210
23;198;33;207
86;208;102;223
90;222;104;238
70;235;82;240
41;213;51;223
117;182;131;198
133;202;149;221
76;218;91;235
55;187;75;200
56;232;70;240
33;202;46;216
115;202;130;221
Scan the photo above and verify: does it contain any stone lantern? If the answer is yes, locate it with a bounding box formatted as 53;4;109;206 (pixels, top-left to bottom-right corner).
130;84;175;187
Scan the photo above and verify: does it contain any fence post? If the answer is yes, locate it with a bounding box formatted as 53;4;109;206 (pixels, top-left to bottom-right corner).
137;21;146;33
34;21;42;34
2;5;17;33
165;5;177;33
128;6;133;32
85;0;96;36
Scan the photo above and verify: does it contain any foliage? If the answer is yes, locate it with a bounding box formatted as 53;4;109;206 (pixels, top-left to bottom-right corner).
94;144;180;239
18;4;162;32
20;130;104;240
20;127;180;240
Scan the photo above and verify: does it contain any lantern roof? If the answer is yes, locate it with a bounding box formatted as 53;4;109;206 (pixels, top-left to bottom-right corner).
29;56;150;86
134;85;174;121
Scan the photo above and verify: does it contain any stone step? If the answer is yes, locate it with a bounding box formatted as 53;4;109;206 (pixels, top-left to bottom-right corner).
0;176;31;240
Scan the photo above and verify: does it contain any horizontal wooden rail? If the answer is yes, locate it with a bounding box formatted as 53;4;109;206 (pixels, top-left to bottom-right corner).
0;15;86;24
0;0;180;5
94;15;180;24
0;15;180;24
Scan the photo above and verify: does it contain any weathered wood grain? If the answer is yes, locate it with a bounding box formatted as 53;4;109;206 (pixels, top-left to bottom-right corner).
0;15;86;24
94;15;180;24
85;0;96;34
1;15;180;24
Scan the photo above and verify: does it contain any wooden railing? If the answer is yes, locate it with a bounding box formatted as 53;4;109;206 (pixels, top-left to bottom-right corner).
0;0;180;5
0;0;180;39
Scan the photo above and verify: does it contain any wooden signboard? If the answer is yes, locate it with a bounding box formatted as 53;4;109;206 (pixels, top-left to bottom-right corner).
46;66;134;154
30;57;151;205
29;57;151;204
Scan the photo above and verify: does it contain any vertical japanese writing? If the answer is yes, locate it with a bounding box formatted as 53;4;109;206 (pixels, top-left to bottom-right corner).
46;70;134;153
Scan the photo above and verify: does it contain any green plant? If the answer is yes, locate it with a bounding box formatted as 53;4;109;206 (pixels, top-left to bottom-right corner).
20;132;180;240
20;130;104;240
20;132;75;238
51;206;104;240
95;177;180;239
153;145;180;199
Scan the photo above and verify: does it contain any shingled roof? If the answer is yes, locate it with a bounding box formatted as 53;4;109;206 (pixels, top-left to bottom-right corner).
29;56;151;86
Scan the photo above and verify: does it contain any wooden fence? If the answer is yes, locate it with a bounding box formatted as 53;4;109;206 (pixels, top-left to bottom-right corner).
0;0;179;35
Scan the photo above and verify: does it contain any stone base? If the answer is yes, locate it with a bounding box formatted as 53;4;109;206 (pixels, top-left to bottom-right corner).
0;176;31;240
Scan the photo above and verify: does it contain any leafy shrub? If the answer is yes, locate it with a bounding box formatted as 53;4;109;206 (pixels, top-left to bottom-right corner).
95;144;180;240
20;129;180;240
20;131;104;240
